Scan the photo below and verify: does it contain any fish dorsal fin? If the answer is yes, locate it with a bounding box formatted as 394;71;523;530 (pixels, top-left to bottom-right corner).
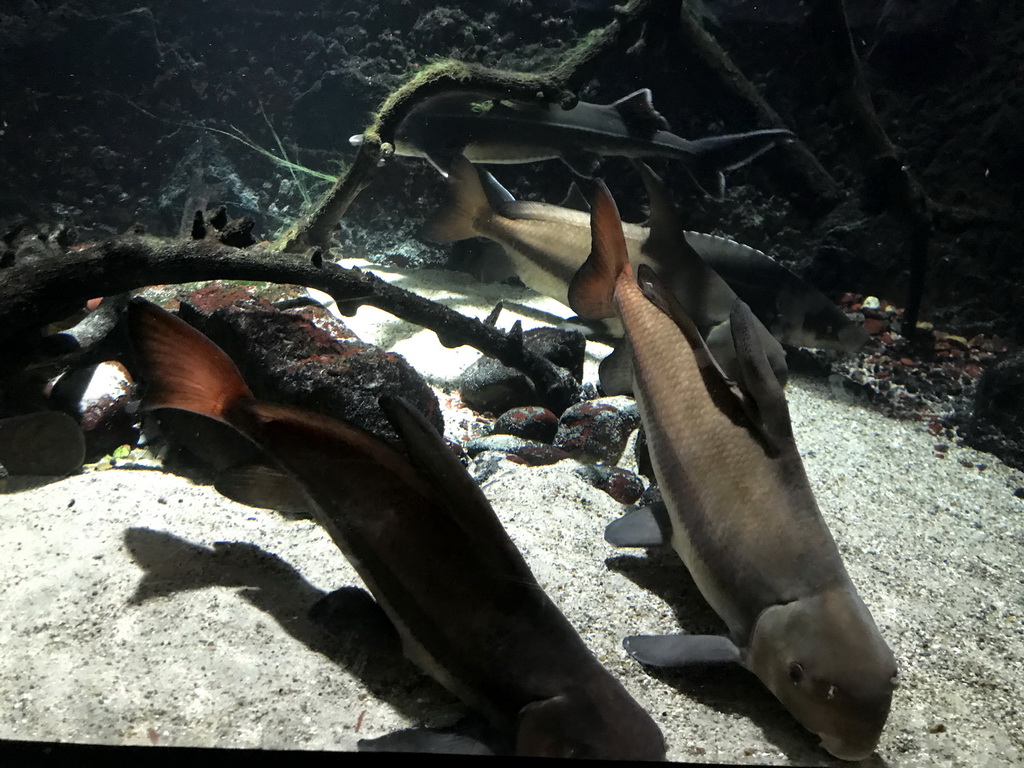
611;89;670;136
635;161;694;259
379;396;528;577
558;182;591;212
480;169;516;207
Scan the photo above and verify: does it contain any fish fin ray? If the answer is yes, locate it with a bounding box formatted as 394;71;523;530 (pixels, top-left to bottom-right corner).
214;462;312;516
558;181;591;212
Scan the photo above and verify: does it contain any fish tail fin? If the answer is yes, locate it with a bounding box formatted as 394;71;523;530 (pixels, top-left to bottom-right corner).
567;180;629;319
421;155;492;243
127;297;254;422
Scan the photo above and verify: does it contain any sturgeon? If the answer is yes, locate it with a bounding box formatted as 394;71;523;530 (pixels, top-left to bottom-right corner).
568;182;897;761
127;298;666;760
423;156;867;362
374;88;791;198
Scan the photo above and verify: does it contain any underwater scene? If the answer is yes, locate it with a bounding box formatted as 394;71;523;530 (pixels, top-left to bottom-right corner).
1;0;1022;764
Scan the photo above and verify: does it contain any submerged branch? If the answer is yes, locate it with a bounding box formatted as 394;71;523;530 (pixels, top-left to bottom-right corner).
806;0;995;336
278;0;657;252
677;5;842;216
0;235;580;413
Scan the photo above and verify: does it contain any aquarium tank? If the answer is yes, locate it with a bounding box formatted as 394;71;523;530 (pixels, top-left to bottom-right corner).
0;1;1021;765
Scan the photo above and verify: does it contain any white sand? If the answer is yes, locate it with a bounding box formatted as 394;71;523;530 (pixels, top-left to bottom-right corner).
1;261;1022;765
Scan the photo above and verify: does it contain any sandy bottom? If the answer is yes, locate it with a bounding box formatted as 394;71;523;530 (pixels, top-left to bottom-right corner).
1;262;1022;765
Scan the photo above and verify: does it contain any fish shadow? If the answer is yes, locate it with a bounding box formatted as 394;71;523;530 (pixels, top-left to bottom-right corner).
122;527;466;728
606;548;879;766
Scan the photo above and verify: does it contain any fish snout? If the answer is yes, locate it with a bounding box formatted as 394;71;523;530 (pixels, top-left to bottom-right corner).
817;731;879;762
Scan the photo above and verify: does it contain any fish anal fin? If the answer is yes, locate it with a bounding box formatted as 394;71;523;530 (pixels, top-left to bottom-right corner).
623;633;742;667
604;504;672;548
128;298;253;421
611;89;670;136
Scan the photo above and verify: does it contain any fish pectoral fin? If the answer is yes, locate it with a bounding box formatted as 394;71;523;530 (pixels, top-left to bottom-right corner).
611;88;671;136
214;462;313;517
559;150;599;178
604;503;671;547
623;633;742;667
359;727;497;756
729;298;794;451
598;340;634;396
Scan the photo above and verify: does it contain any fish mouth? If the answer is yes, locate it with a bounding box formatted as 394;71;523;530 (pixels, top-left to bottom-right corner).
818;733;877;762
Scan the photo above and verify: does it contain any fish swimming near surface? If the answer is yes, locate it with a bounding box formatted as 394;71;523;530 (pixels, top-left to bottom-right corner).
363;87;792;199
568;182;897;761
127;298;666;760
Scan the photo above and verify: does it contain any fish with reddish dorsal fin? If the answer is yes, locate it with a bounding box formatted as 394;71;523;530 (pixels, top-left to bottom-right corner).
568;182;897;762
422;156;866;383
127;297;666;760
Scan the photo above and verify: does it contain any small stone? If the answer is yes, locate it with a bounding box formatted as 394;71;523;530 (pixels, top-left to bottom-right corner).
492;406;559;443
572;464;645;504
861;296;881;310
555;397;641;464
464;435;570;465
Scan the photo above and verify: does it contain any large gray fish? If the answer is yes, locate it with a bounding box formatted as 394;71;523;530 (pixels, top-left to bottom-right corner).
127;298;666;760
423;156;866;360
568;182;897;761
371;88;791;198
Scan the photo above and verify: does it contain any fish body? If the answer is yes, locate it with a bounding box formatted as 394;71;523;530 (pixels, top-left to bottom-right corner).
423;157;866;360
127;299;665;760
568;184;896;761
390;88;791;198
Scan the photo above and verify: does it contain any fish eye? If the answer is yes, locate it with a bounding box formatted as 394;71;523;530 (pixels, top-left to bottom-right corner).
788;662;804;684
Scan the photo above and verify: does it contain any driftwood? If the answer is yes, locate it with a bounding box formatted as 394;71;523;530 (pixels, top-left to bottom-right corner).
808;0;1003;336
278;0;660;253
0;233;580;413
676;4;842;216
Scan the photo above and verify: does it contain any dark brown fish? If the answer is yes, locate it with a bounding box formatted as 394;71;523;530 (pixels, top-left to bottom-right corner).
127;298;665;760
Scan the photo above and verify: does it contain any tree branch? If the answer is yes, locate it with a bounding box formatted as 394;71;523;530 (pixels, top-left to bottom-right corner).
0;234;580;413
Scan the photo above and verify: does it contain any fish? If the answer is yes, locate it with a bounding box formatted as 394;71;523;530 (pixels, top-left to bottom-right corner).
369;87;792;199
126;298;666;761
567;182;897;761
422;156;866;364
426;156;792;395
